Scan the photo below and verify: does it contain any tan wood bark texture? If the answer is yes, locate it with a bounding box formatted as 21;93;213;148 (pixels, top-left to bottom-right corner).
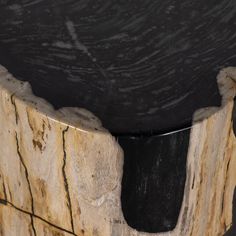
0;65;235;236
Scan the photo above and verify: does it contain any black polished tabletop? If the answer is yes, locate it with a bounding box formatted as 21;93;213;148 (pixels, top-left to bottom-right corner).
0;0;235;134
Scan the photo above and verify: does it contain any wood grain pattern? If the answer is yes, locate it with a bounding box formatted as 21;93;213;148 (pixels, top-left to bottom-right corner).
3;0;236;133
0;65;236;235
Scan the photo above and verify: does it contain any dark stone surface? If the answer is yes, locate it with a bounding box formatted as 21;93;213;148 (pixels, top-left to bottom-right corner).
2;0;236;133
119;128;190;232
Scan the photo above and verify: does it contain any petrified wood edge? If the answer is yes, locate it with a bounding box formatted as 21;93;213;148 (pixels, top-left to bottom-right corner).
0;64;235;236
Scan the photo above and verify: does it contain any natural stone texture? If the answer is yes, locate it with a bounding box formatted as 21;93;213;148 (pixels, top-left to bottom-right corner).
0;203;34;236
0;65;235;235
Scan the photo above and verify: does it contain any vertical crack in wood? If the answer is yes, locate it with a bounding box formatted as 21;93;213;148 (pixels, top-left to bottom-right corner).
221;145;232;231
10;94;19;124
26;110;34;132
31;215;37;236
0;179;7;205
2;179;7;201
15;132;37;236
8;185;13;202
191;174;195;189
62;126;75;233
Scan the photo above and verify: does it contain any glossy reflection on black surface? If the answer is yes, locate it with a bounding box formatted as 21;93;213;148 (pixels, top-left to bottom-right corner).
1;0;235;133
119;128;190;232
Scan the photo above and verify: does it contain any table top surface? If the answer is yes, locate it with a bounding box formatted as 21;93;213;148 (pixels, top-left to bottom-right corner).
0;0;235;134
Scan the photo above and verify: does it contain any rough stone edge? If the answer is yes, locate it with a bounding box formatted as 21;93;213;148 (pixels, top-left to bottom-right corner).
1;65;235;135
193;67;236;123
0;65;107;134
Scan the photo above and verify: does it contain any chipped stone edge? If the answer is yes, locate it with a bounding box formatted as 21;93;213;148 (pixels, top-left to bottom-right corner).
193;66;236;124
1;65;235;137
0;64;107;135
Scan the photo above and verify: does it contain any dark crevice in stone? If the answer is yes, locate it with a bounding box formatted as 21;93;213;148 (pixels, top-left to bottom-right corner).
118;128;190;233
31;215;37;236
62;126;75;234
10;94;19;125
0;199;7;205
0;199;77;235
2;180;7;201
15;132;37;236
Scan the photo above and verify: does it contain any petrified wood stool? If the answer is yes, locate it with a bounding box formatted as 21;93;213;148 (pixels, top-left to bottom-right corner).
1;0;236;234
0;65;235;236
